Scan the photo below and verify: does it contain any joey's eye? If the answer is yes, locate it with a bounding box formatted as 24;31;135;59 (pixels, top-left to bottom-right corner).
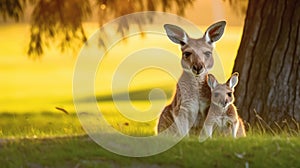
183;52;192;58
204;51;212;58
214;93;219;97
227;92;232;97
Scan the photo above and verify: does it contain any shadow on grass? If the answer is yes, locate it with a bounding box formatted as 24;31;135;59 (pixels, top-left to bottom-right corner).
75;85;175;103
0;134;300;168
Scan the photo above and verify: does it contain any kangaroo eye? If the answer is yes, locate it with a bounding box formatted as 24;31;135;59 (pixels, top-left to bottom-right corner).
227;92;232;97
204;51;212;58
183;52;192;58
214;93;219;97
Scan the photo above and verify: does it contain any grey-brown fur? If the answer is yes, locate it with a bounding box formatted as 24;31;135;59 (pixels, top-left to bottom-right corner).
199;73;246;142
156;21;226;136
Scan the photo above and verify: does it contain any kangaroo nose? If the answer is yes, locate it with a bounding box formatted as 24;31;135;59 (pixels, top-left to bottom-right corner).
192;64;203;75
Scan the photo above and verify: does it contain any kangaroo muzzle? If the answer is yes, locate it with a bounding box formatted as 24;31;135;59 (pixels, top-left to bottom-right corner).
192;62;204;76
221;99;229;108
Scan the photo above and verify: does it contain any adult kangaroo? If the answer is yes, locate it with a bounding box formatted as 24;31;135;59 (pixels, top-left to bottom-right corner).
156;21;226;136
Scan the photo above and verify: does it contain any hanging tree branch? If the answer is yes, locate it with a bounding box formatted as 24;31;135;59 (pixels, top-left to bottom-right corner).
0;0;195;57
0;0;25;21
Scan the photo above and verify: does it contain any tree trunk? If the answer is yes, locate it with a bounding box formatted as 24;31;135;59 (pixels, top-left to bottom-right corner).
233;0;300;127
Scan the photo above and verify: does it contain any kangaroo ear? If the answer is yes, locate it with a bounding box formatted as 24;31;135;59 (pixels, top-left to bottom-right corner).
207;74;218;90
227;72;239;89
164;24;189;46
204;21;226;45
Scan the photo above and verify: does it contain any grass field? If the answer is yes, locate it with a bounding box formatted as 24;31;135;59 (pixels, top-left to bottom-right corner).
0;112;299;167
1;133;300;167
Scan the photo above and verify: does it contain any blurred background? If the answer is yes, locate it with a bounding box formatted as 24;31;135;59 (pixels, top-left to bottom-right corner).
0;0;246;114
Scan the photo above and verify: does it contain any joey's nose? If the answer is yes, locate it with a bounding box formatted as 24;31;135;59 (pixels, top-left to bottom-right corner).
223;100;229;107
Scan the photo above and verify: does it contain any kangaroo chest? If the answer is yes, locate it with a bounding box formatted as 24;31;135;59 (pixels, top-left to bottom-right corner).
215;114;232;127
210;105;235;127
177;73;200;115
196;74;211;116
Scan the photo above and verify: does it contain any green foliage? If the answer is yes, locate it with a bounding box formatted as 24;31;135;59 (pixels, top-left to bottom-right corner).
28;0;92;56
0;0;24;21
0;0;196;57
224;0;248;15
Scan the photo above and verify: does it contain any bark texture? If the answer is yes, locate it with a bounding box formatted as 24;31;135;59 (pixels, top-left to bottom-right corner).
233;0;300;126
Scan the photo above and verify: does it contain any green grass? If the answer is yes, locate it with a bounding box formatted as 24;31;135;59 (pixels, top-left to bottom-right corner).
1;135;299;168
0;110;157;139
0;112;300;167
0;112;84;138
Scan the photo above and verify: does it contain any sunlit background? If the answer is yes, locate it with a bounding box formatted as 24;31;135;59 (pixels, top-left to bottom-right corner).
0;0;244;117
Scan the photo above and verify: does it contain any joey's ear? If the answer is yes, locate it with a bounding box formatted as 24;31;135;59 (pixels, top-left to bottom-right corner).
207;74;218;90
164;24;189;45
203;21;226;45
227;72;239;89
